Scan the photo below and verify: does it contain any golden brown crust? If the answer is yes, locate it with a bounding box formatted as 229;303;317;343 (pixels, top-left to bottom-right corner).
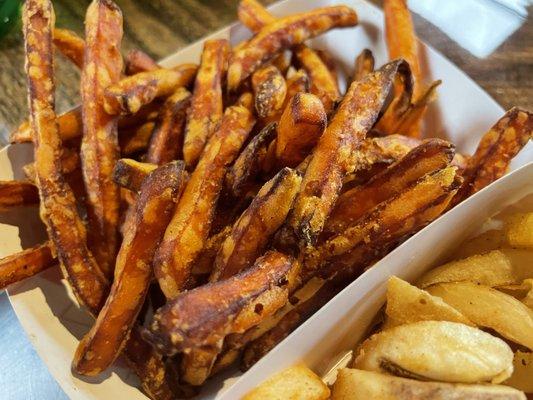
353;48;374;82
53;28;85;68
74;162;187;376
146;87;191;164
238;0;275;33
0;180;40;210
252;65;287;119
154;105;255;299
125;49;159;75
119;121;155;156
80;0;124;278
0;241;55;290
227;6;357;91
112;158;157;191
103;64;198;115
183;40;229;168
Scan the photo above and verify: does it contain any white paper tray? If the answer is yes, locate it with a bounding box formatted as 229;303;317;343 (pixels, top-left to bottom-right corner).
0;0;531;399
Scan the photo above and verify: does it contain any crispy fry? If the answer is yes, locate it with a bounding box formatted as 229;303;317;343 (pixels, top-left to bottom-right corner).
324;139;455;236
112;159;157;192
23;146;80;184
284;60;412;248
0;180;40;210
74;162;187;376
125;49;159;75
252;65;287;119
0;242;55;290
315;49;339;86
286;68;310;96
53;28;84;68
211;168;301;281
275;92;326;168
237;0;275;33
119;121;155;156
227;122;277;197
80;0;124;278
353;48;374;81
183;40;229;168
103;64;198;115
455;107;532;203
146;87;191;164
193;226;232;277
227;6;357;91
235;91;254;110
154;105;255;299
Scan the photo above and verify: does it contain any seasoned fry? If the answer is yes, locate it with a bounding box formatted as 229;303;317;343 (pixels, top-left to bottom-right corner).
237;0;275;33
227;122;277;197
0;242;55;290
0;180;40;210
286;68;310;98
252;65;287;119
324;139;455;236
315;49;339;86
284;60;412;248
112;159;157;192
119;121;155;156
146;87;191;164
353;48;374;81
275;93;326;168
103;64;198;115
154;105;255;299
227;6;357;91
80;0;124;278
211;168;301;281
125;49;159;75
235;91;254;110
183;39;229;168
74;162;187;376
53;28;84;68
193;226;232;277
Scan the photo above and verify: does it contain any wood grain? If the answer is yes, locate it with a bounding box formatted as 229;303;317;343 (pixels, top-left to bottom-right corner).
0;0;530;144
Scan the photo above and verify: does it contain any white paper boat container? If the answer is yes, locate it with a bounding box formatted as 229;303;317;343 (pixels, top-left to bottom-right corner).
0;0;531;399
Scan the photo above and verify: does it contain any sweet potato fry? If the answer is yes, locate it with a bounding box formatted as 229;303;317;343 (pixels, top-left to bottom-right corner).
275;92;326;168
0;180;40;210
154;105;255;299
211;168;301;281
455;107;532;203
74;162;187;376
237;0;275;33
53;28;84;68
286;68;310;97
146;87;191;164
315;49;339;85
324;139;455;236
23;0;108;313
0;241;55;290
227;122;277;197
125;49;159;75
235;91;254;110
119;121;155;156
353;48;374;81
103;64;198;115
252;65;287;119
193;226;232;277
80;0;124;278
227;6;357;91
183;39;229;168
284;60;412;248
112;159;157;192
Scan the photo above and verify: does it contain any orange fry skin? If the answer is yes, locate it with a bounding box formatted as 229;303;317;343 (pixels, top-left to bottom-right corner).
53;28;84;68
74;162;187;376
286;68;310;98
103;64;198;115
146;87;191;165
276;92;326;168
125;49;159;75
324;139;455;237
112;158;157;192
0;241;55;290
183;39;229;168
252;65;287;119
80;0;124;278
227;6;357;91
353;48;374;81
238;0;275;33
0;180;40;210
210;168;301;281
154;105;255;299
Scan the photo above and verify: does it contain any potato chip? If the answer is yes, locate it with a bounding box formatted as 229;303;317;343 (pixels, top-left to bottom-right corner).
504;351;533;393
452;229;504;259
505;212;533;249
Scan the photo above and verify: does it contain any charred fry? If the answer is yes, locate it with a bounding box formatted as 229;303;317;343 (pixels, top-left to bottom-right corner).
53;28;84;68
252;65;287;119
353;48;374;81
183;40;229;168
0;180;40;210
112;159;157;192
125;49;159;75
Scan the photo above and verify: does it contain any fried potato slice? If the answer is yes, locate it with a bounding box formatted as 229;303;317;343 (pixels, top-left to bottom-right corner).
325;139;454;236
53;28;84;68
252;65;287;119
113;159;157;192
227;5;357;91
418;249;532;289
505;351;533;393
146;251;300;355
0;180;40;210
243;364;330;400
124;49;159;75
23;0;109;312
80;0;124;277
452;229;505;259
103;64;198;115
332;368;526;400
505;212;533;249
211;168;301;281
74;162;187;376
154;105;255;299
384;276;473;328
354;320;514;384
0;242;55;290
146;87;191;164
275;92;327;168
183;39;229;168
427;282;533;350
353;48;374;82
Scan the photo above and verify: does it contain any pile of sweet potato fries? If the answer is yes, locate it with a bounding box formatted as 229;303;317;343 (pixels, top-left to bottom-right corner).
0;0;531;398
